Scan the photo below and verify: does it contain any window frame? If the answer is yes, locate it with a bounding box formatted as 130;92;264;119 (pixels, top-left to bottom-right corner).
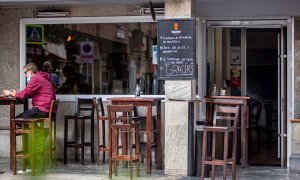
20;16;165;101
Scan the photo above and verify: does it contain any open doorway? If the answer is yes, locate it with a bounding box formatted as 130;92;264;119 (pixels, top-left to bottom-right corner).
204;21;287;166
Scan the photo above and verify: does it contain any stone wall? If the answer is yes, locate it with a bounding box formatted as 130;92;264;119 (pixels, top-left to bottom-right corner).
291;19;300;157
290;18;300;169
294;19;300;119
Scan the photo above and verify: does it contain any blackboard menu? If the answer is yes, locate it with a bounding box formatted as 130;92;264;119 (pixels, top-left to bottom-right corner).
157;18;196;79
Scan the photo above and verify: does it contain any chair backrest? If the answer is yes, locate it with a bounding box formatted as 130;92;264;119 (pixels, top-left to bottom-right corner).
94;98;105;117
212;104;240;128
107;105;134;125
249;102;262;123
75;97;96;117
49;99;59;119
133;106;138;117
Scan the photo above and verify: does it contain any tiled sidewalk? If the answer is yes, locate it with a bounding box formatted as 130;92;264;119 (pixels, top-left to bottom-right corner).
1;157;300;179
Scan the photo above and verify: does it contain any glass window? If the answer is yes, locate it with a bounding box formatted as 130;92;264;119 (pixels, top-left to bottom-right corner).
25;22;164;95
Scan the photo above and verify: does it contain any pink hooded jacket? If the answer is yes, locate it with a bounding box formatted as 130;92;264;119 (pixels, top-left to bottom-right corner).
16;71;56;112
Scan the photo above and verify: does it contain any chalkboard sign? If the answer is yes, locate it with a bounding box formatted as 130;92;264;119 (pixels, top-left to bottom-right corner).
157;18;196;79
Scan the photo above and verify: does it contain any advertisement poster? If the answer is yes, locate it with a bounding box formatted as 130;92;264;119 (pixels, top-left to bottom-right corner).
231;67;241;95
230;48;241;65
231;67;241;88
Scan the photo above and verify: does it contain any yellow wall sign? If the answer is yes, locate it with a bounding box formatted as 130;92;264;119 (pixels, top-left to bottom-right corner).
26;25;44;44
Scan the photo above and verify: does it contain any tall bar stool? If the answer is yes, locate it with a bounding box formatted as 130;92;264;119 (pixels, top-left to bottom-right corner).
201;104;240;180
248;101;262;140
64;97;96;165
44;99;59;167
132;107;158;163
94;97;110;164
12;118;45;176
108;105;140;180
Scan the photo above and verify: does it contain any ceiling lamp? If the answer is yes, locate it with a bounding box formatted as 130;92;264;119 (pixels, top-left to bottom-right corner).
140;1;164;21
32;11;70;18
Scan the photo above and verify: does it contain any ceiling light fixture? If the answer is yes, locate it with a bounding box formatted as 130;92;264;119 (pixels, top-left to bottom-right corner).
140;8;164;17
140;1;164;20
32;11;70;18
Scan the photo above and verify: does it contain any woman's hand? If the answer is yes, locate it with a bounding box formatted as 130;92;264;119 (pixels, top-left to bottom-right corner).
2;89;16;97
11;90;16;97
3;90;12;96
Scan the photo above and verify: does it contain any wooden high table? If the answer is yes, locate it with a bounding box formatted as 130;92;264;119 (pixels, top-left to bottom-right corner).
108;97;163;174
0;96;28;170
204;95;250;167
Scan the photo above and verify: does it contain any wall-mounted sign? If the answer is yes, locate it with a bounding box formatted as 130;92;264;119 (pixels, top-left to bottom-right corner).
157;18;196;79
26;25;44;45
80;41;94;63
116;27;125;39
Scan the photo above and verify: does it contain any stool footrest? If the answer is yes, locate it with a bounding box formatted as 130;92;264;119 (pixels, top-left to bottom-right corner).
111;155;140;161
204;159;234;166
66;142;93;147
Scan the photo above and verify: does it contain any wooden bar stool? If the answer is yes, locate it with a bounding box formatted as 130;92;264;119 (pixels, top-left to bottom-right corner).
132;106;158;163
201;104;240;180
44;99;59;167
94;97;110;164
64;97;96;165
12;118;45;176
108;105;140;180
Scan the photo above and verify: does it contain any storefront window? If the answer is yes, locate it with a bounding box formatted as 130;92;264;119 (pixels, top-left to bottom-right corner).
25;22;164;95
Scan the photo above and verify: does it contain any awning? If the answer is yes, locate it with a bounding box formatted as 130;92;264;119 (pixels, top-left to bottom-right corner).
42;41;66;59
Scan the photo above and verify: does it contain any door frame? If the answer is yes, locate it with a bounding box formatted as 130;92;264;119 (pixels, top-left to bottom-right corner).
198;17;293;167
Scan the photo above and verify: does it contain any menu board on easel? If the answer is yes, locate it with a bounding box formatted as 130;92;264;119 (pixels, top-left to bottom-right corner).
157;18;196;79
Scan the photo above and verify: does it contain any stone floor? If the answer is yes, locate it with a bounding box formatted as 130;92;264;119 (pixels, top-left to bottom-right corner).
1;158;300;180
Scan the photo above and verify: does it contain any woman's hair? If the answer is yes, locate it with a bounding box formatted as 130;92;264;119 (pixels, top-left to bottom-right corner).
24;63;39;73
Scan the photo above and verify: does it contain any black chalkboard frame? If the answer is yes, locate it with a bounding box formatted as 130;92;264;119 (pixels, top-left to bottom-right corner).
157;18;196;80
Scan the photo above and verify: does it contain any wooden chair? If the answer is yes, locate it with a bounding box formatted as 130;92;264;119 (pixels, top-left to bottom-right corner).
94;98;110;164
12;118;45;176
44;99;59;167
64;97;96;165
132;106;158;163
108;105;140;180
264;101;278;141
201;104;240;180
248;101;262;139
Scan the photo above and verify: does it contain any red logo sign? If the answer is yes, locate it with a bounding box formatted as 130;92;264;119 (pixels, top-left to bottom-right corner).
173;22;179;31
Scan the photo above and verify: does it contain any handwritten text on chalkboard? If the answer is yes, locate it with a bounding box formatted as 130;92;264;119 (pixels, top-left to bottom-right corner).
158;19;196;79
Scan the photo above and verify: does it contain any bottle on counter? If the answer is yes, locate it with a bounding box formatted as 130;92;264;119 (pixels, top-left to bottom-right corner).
135;84;140;97
211;84;218;96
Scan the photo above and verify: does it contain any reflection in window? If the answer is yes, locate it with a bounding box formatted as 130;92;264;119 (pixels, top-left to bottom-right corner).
26;23;164;95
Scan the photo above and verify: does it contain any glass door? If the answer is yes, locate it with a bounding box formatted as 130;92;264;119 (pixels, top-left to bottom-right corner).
278;27;287;166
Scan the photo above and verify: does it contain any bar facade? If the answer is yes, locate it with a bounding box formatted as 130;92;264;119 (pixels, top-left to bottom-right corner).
0;0;300;175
